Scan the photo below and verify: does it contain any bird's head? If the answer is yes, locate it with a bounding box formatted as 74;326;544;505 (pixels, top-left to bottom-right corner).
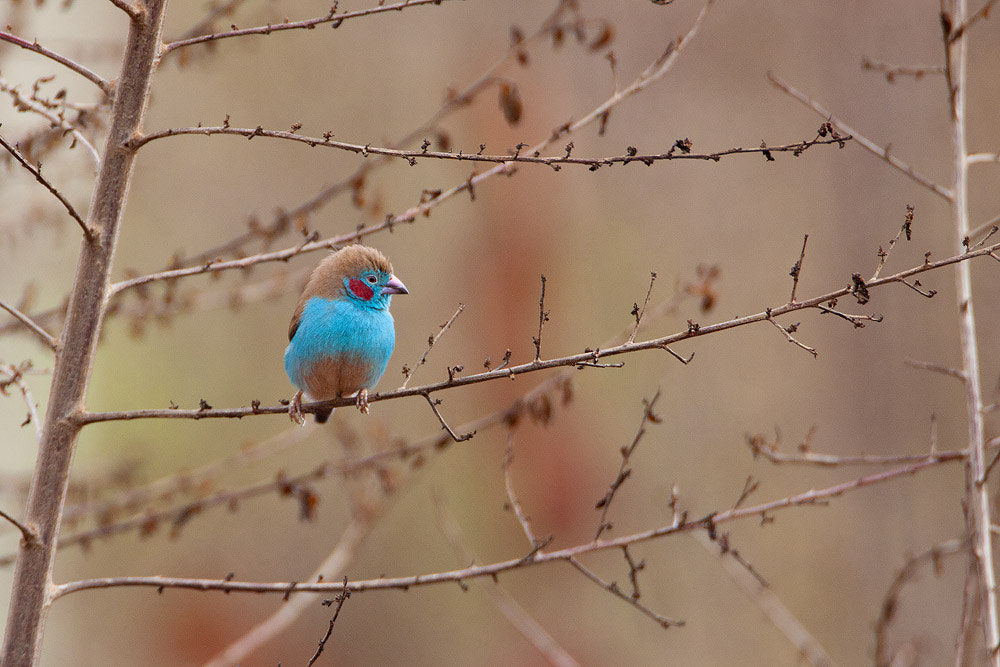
312;245;408;310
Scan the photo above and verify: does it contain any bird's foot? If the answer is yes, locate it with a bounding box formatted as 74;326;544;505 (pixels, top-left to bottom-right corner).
355;388;370;415
289;390;306;425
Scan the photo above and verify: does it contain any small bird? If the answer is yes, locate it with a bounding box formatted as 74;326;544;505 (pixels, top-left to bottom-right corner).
284;245;408;424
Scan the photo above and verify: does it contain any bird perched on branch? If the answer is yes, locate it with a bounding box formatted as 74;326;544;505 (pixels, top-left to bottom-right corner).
284;245;408;424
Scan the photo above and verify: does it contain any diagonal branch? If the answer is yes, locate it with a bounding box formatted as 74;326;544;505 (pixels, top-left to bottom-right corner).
768;71;953;200
0;300;58;350
0;131;94;239
0;31;112;97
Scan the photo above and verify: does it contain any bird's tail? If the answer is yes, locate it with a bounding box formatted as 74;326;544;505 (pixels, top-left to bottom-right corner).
315;406;334;423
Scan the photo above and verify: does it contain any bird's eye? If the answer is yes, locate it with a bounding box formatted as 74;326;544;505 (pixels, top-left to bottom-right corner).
366;275;377;284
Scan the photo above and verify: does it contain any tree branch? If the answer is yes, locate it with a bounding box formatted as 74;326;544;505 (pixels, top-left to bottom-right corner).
0;31;113;97
75;242;1000;424
50;455;955;601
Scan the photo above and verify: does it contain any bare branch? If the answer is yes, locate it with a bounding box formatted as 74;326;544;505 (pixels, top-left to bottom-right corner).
0;74;101;167
503;432;543;549
130;123;851;168
107;0;140;19
595;390;662;541
533;275;548;362
874;539;966;667
76;241;1000;424
0;131;94;239
691;530;837;667
788;234;808;304
946;0;1000;651
0;300;58;350
161;0;462;57
306;578;350;667
861;57;945;82
628;272;657;343
434;490;578;667
400;304;465;389
767;317;816;357
904;358;966;381
768;71;953;200
1;363;43;443
872;205;914;281
568;557;683;629
0;31;112;96
50;455;957;601
0;506;37;546
422;394;475;442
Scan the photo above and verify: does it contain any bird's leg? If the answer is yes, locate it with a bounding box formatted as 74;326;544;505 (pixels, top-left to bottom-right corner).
355;387;370;415
289;390;306;425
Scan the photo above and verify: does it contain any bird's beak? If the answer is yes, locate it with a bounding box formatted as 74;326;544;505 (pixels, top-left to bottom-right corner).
382;275;409;295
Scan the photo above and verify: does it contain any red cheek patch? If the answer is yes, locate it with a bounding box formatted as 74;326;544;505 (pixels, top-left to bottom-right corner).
348;278;375;301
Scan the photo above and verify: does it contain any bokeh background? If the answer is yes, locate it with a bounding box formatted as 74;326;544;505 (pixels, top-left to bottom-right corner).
2;0;1000;664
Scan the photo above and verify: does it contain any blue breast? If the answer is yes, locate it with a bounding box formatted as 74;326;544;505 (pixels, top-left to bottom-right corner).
284;296;396;392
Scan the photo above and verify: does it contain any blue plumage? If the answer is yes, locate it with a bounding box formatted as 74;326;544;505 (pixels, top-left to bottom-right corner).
284;246;407;423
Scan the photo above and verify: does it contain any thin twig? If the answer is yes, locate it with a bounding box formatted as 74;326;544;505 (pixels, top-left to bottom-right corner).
534;275;547;362
1;363;43;443
861;57;945;82
568;557;682;629
400;304;464;389
306;578;350;667
503;432;542;548
874;539;966;667
161;0;461;57
767;317;816;357
0;74;101;167
904;358;966;381
788;234;808;304
594;390;662;541
0;131;94;239
107;0;140;19
0;508;37;545
768;71;953;200
691;530;836;667
433;490;579;667
0;31;113;96
948;0;999;40
0;300;58;350
872;205;914;281
423;394;475;442
628;272;657;343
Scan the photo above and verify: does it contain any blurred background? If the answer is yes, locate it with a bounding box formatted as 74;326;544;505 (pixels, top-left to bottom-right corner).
1;0;999;664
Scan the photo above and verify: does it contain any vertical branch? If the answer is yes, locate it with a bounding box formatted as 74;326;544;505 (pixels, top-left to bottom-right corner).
946;0;1000;659
1;3;168;665
533;275;547;362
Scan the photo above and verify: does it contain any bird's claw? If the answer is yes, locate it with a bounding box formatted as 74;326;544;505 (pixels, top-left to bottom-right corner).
355;388;370;415
289;390;306;425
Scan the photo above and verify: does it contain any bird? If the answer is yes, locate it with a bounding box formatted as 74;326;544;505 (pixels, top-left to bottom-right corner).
284;245;408;424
